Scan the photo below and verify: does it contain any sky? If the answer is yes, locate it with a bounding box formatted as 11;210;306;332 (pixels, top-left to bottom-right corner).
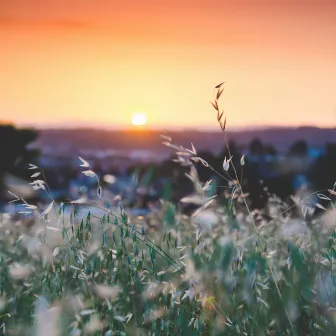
0;0;336;130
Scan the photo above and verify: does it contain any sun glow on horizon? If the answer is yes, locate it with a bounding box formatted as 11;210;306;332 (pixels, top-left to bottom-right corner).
131;112;147;126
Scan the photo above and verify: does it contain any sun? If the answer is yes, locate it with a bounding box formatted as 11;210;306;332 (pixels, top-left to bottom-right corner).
131;112;147;126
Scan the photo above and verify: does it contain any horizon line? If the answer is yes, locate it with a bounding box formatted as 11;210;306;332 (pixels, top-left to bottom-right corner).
16;124;336;133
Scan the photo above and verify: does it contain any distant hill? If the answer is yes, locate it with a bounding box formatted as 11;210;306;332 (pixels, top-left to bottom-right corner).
32;127;336;156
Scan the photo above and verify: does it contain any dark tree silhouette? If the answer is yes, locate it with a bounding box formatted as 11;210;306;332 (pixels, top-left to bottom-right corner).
288;139;308;157
0;124;39;201
249;138;264;156
264;144;277;156
309;142;336;190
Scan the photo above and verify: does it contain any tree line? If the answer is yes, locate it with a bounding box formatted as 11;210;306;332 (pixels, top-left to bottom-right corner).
0;124;335;211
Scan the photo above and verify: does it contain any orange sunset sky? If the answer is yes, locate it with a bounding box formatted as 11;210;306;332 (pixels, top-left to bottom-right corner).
0;0;335;130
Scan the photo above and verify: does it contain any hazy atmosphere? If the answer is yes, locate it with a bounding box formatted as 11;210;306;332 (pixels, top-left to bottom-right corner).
1;0;336;129
1;1;336;335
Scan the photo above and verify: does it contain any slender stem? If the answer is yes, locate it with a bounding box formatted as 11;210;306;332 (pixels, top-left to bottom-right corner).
66;201;185;274
260;189;329;232
224;135;296;333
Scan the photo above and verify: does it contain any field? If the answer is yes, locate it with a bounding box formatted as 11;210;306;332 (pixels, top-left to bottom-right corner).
1;85;336;336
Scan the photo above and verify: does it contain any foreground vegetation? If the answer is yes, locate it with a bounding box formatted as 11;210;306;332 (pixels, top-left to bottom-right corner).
1;84;336;335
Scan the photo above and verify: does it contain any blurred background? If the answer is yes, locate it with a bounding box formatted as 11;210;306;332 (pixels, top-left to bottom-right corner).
0;0;336;213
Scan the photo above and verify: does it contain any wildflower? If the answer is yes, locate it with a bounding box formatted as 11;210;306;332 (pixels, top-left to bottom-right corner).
182;287;195;301
93;284;120;301
29;180;46;190
240;154;245;166
198;294;217;311
223;156;232;172
82;170;96;178
78;157;90;168
9;264;32;280
103;174;116;184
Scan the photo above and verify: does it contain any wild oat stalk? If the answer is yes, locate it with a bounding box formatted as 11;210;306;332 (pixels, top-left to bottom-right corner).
212;81;296;333
210;81;227;132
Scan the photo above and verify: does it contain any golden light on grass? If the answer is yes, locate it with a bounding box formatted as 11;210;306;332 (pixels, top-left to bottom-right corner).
131;112;147;126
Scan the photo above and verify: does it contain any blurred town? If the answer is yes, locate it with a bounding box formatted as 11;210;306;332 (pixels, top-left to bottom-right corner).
1;124;336;216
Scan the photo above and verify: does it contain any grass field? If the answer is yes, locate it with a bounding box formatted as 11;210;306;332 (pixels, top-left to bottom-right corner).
1;84;336;335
